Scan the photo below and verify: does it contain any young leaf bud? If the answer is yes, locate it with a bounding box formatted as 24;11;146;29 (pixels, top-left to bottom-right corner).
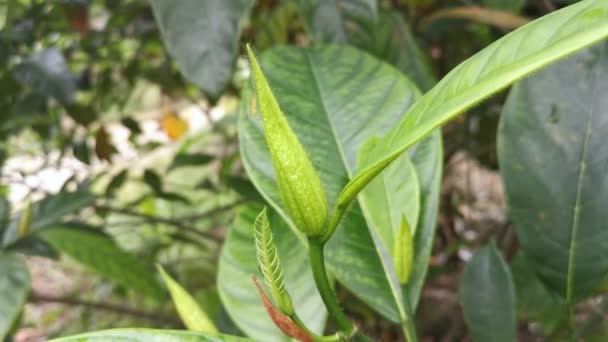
254;207;294;315
394;215;414;284
246;44;328;237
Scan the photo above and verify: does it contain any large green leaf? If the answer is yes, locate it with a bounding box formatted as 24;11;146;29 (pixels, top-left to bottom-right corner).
49;329;252;342
13;48;76;104
295;0;376;43
2;189;96;247
340;0;608;213
0;252;29;341
498;41;608;303
38;225;164;300
510;252;563;333
460;243;516;342
350;9;436;92
239;45;432;321
218;204;326;341
404;131;442;309
149;0;253;99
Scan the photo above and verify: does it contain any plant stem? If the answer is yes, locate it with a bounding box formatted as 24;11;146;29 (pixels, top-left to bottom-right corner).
291;313;340;342
29;292;180;325
400;291;418;342
308;238;354;333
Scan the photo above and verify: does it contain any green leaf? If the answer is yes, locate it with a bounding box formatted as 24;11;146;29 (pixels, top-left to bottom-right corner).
158;265;218;333
149;0;254;99
143;169;163;194
482;0;525;13
358;142;420;254
169;153;215;171
0;195;9;233
510;252;563;333
247;45;328;237
2;189;96;247
460;242;516;342
38;225;164;300
340;0;608;215
498;41;608;303
48;328;252;342
238;45;425;321
350;9;436;92
253;207;293;315
295;0;376;43
218;204;326;341
255;1;299;51
0;252;30;341
13;48;76;104
404;131;443;310
394;216;413;285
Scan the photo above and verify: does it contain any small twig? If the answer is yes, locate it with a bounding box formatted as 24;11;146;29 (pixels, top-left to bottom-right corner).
95;204;230;242
29;293;181;326
180;200;248;221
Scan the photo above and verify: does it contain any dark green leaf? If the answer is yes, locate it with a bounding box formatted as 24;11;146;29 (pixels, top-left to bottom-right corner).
105;170;128;196
48;328;252;342
218;204;326;340
353;9;436;91
121;117;142;134
13;48;76;103
0;252;30;341
73;138;90;165
143;169;163;194
169;153;215;171
340;0;608;214
460;242;516;342
498;41;608;302
239;45;424;321
38;225;164;300
8;236;58;258
0;196;9;233
2;189;96;246
255;1;299;51
224;176;263;202
511;252;563;333
149;0;254;99
295;0;376;43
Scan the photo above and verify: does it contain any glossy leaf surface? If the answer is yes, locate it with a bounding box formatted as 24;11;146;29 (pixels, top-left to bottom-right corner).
239;45;430;321
218;204;326;341
49;329;252;342
149;0;254;99
0;252;29;341
498;41;608;302
460;243;516;342
342;0;608;212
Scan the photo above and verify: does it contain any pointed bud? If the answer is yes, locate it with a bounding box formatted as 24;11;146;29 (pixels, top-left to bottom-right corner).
394;216;414;284
246;44;328;237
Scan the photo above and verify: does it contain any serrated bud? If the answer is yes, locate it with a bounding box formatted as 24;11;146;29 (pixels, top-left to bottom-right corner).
254;207;294;315
246;45;328;237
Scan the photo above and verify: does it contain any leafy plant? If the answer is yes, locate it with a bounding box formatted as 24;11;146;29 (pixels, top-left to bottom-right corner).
5;0;608;341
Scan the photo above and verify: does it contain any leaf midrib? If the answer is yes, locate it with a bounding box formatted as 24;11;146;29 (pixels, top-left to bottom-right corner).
566;44;604;303
303;51;408;321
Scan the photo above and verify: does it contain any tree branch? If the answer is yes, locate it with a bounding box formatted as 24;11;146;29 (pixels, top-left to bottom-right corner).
29;293;181;326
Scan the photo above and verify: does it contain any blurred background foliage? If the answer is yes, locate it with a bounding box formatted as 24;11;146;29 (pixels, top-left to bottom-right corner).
1;0;604;341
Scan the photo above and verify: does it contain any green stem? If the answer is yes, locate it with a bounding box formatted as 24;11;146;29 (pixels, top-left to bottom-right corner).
291;313;341;342
308;238;354;333
400;291;418;342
